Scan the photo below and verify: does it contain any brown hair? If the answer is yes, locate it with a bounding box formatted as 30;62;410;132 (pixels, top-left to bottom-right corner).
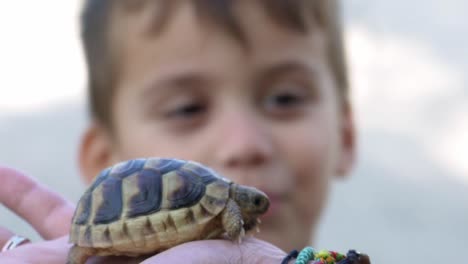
81;0;348;127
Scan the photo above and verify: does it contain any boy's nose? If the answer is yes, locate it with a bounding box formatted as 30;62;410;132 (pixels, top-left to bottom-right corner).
214;111;274;170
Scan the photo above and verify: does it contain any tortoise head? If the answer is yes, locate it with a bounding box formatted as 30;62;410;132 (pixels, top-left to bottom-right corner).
230;184;270;231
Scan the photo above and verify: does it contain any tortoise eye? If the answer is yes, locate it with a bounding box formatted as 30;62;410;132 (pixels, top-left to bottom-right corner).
254;197;262;207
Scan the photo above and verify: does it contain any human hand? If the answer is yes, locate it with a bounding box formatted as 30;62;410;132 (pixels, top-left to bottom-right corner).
0;167;287;263
140;236;287;264
82;236;286;264
0;167;134;263
0;166;75;262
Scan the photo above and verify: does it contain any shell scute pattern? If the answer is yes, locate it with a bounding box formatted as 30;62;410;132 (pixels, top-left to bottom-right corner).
143;158;184;175
93;177;123;224
73;167;112;225
91;158;148;225
68;158;274;264
70;158;232;249
165;169;206;209
198;179;231;215
111;158;147;179
72;158;147;226
179;162;222;185
125;168;163;218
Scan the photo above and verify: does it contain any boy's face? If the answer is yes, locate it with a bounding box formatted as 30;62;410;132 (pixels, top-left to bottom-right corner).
80;2;354;250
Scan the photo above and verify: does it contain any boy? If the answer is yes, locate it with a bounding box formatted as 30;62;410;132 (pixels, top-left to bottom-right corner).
0;0;355;263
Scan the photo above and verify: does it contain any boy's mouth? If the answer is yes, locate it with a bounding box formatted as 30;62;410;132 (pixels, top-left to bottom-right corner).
262;191;289;219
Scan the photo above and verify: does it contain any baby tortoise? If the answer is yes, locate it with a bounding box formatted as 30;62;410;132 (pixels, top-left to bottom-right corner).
67;158;270;264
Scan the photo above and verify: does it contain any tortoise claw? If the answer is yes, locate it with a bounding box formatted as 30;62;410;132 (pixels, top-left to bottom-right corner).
238;228;245;244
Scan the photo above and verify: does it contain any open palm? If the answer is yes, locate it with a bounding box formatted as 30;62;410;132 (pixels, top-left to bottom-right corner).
0;167;285;263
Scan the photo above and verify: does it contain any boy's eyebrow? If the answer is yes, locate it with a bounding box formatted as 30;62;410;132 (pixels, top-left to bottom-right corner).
140;70;210;99
258;60;317;79
139;60;317;101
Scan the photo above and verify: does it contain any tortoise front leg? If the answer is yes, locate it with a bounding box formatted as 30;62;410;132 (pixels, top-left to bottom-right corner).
221;199;245;243
67;245;96;264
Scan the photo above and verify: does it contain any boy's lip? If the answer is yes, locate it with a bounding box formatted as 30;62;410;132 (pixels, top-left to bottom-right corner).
262;191;289;219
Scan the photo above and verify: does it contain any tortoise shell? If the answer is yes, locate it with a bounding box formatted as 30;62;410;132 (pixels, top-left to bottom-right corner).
69;158;232;253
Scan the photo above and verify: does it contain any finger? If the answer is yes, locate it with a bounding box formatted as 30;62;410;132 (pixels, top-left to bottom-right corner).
0;227;14;248
0;166;75;240
0;227;31;252
142;237;286;264
0;236;70;263
1;235;149;264
87;255;148;264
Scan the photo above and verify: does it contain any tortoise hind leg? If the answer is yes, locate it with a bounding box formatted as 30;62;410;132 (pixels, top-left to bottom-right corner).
67;245;97;264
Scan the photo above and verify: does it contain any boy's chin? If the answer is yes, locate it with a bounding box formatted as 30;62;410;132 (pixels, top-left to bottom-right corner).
255;211;312;250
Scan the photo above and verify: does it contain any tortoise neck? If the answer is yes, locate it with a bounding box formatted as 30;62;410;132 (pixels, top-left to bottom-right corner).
228;183;238;199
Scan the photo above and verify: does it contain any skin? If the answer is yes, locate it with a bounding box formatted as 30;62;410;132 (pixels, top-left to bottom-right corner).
0;1;354;263
0;167;286;264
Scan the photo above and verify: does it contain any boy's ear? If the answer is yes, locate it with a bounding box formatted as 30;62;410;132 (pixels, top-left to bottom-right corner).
78;123;113;184
336;102;356;178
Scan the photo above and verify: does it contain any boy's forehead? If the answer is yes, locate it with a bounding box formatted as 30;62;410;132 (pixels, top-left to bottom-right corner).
109;1;326;64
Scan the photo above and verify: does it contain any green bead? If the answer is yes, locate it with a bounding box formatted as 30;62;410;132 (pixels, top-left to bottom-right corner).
317;250;330;259
335;253;346;261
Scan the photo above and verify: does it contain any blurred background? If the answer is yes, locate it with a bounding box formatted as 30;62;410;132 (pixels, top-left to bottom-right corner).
0;1;467;263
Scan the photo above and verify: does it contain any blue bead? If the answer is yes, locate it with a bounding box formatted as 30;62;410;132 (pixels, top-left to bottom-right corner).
295;247;316;264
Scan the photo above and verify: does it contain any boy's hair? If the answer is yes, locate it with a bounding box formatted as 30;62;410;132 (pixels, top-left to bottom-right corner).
81;0;348;127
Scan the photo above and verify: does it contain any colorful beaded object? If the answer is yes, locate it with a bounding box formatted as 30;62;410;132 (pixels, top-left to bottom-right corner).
282;248;370;264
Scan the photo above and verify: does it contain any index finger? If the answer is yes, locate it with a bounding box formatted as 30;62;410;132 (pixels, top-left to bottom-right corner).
0;166;75;240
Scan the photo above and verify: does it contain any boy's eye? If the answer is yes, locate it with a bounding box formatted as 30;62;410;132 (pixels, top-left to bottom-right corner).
165;102;206;119
262;83;313;117
267;92;303;107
